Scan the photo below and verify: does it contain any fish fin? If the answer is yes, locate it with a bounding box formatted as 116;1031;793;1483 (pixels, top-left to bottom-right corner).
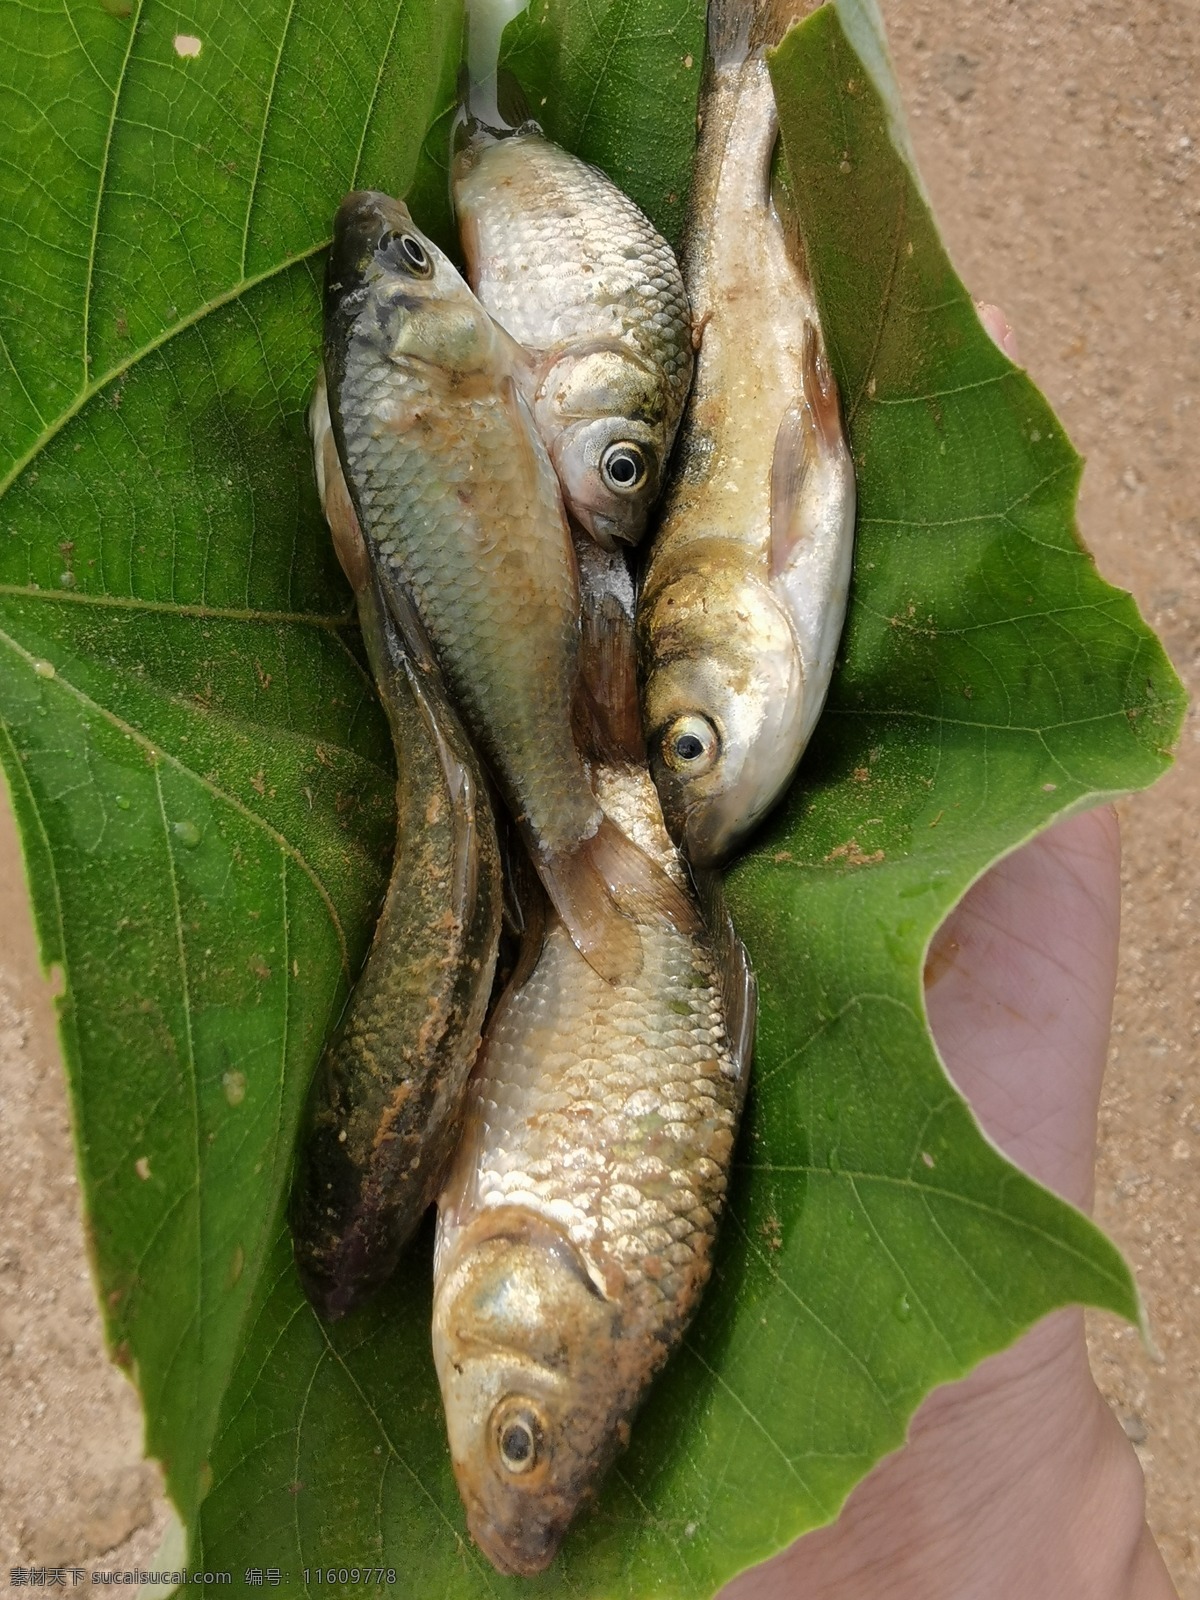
694;868;758;1085
753;0;809;51
541;823;643;984
322;434;372;594
769;141;809;272
451;66;476;153
309;374;373;595
768;322;844;578
707;0;753;66
574;539;644;765
500;371;553;495
457;30;541;142
501;372;581;611
375;566;443;681
435;1097;486;1250
800;320;846;450
573;602;645;764
708;0;808;65
496;827;548;976
544;817;702;983
595;821;702;936
496;67;538;133
435;880;548;1257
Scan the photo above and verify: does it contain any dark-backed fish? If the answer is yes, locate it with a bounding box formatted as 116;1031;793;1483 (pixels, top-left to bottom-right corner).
324;191;691;984
289;381;503;1320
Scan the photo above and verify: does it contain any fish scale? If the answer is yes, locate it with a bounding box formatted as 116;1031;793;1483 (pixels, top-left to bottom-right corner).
454;127;694;548
462;133;693;398
336;322;594;858
468;899;737;1302
326;193;688;986
433;749;752;1574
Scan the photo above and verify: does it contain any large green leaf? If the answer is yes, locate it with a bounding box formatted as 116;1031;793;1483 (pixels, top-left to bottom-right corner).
0;0;463;1528
0;1;1184;1597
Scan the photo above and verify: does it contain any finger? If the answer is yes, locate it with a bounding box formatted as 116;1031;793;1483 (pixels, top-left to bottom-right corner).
975;299;1022;362
923;806;1121;1211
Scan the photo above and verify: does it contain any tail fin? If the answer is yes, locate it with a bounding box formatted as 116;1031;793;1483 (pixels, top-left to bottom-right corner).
542;816;701;984
460;0;541;138
708;0;810;65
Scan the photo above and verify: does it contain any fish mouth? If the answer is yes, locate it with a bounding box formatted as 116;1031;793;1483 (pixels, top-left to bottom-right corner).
334;189;407;242
679;793;740;869
573;508;621;551
467;1504;565;1577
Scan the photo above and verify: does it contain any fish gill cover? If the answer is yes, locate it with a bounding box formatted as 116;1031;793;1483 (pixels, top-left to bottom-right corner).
0;0;1184;1594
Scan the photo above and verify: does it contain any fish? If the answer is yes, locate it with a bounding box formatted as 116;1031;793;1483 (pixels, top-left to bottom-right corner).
431;543;755;1575
637;0;856;866
323;190;694;985
453;85;694;550
289;379;503;1321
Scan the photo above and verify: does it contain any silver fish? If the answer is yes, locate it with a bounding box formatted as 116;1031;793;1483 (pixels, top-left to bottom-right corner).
324;190;691;984
289;381;502;1320
638;0;856;866
454;101;693;550
432;545;754;1575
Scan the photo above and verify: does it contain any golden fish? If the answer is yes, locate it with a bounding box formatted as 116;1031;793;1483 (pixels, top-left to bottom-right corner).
432;544;754;1574
289;381;503;1320
324;191;690;984
454;97;693;550
638;0;856;865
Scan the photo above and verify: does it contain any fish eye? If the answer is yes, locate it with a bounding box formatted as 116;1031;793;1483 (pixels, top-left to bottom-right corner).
600;442;647;494
379;230;433;278
490;1398;545;1477
662;714;720;776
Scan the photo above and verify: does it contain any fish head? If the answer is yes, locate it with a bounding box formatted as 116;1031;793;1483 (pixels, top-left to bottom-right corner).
640;544;805;866
432;1209;633;1575
325;191;494;375
537;347;669;548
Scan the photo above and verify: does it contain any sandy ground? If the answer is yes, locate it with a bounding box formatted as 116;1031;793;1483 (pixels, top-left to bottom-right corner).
0;0;1195;1591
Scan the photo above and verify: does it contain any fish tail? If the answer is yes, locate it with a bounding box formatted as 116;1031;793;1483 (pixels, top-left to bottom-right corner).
542;818;701;984
459;0;541;141
707;0;808;65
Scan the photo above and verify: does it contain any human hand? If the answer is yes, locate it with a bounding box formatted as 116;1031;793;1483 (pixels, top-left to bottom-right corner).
722;808;1178;1598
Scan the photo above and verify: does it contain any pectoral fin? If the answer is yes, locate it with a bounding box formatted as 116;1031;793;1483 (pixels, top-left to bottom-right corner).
769;321;846;579
309;374;372;594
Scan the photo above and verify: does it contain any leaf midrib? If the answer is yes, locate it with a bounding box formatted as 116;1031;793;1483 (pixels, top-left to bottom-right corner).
79;0;145;389
743;1161;1132;1296
0;619;353;977
0;584;357;629
0;239;329;500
